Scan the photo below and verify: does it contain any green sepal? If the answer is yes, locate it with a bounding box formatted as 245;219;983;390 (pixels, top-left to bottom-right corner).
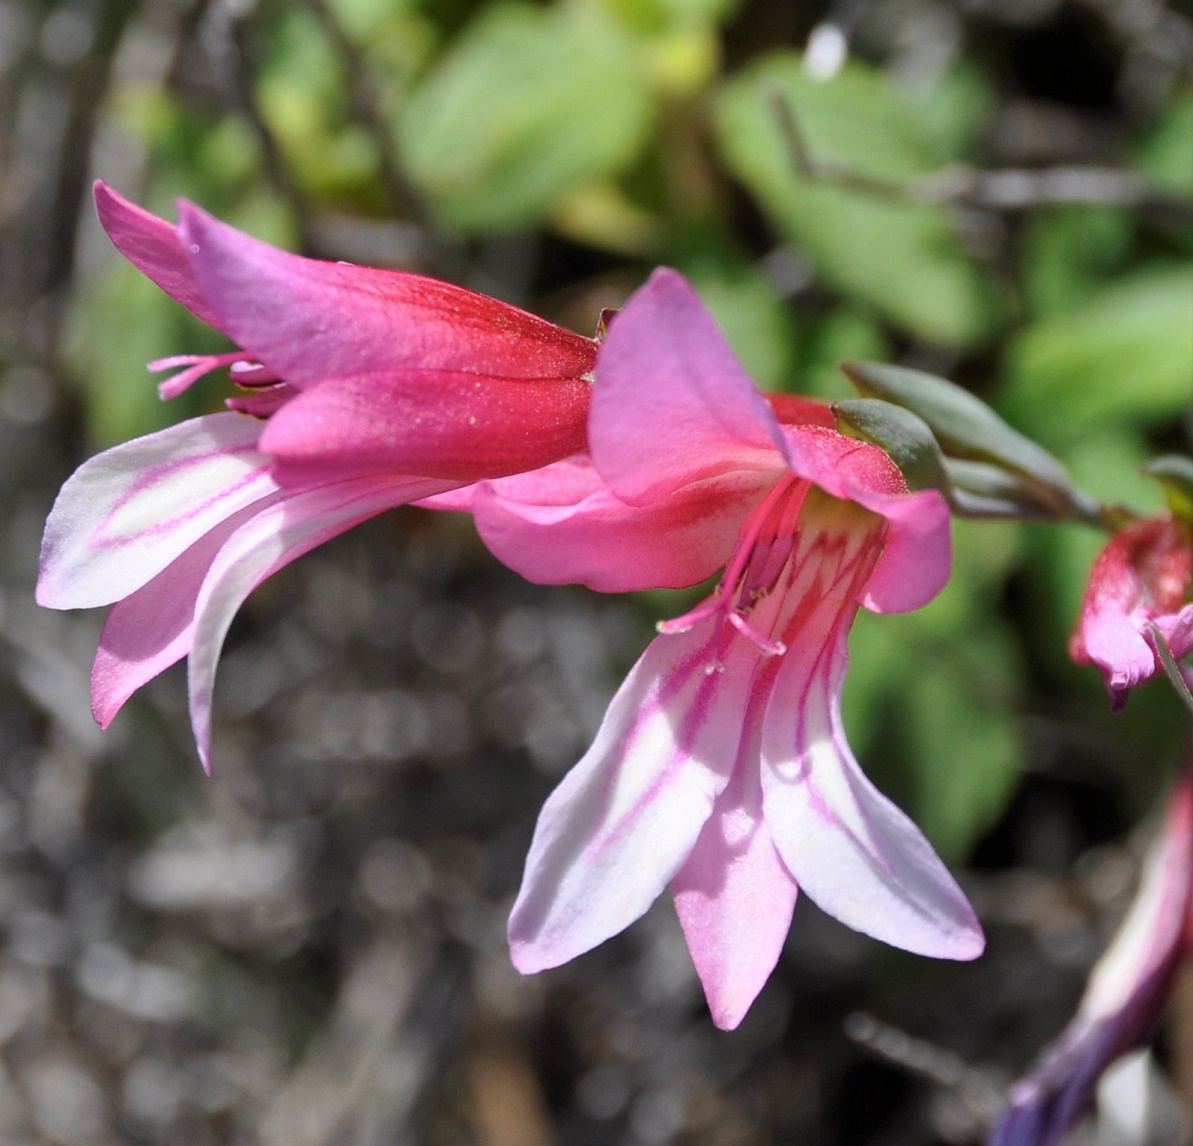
831;398;952;495
840;360;1103;523
841;361;1070;484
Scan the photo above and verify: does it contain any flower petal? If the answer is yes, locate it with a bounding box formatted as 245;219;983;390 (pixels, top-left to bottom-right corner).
177;204;597;388
93;182;224;332
473;458;767;591
591;269;787;505
257;370;589;484
853;488;952;614
186;475;456;772
508;625;767;973
760;629;983;960
90;497;279;728
37;413;276;610
778;424;953;614
672;763;798;1031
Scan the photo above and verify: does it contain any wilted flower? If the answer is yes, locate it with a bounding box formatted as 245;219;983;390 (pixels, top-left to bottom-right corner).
470;269;983;1029
989;761;1193;1146
1070;515;1193;711
37;183;596;770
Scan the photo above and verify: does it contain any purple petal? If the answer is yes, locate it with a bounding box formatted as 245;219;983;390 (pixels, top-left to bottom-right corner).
990;768;1193;1145
508;625;768;973
590;269;787;506
473;458;766;591
37;413;275;610
672;762;798;1031
186;475;457;772
93;182;224;332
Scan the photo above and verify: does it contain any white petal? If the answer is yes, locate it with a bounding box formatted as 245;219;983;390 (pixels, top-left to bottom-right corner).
508;624;766;973
760;631;983;960
38;413;275;609
187;475;454;772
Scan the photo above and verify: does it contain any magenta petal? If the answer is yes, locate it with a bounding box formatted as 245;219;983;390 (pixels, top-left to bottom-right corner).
590;269;787;505
760;630;983;960
508;627;765;974
1083;608;1157;697
37;413;275;610
257;370;589;483
672;764;798;1031
186;475;456;772
854;488;952;614
176;204;596;389
473;459;765;591
93;182;224;332
777;425;953;615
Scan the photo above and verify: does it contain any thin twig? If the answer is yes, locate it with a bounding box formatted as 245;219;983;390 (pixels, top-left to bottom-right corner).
302;0;465;277
767;85;1193;221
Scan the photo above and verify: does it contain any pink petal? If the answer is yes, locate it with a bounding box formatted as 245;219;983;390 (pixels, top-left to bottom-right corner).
853;488;952;614
672;762;798;1031
90;497;279;728
508;625;767;974
473;458;768;591
37;413;276;610
186;474;457;772
590;269;787;506
257;370;589;484
176;204;596;389
778;424;953;615
759;625;983;960
93;182;224;332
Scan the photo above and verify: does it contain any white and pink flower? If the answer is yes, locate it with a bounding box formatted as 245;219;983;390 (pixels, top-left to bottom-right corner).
471;269;984;1029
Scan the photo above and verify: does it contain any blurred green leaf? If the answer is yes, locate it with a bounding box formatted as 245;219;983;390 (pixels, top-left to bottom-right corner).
845;521;1024;861
67;262;223;447
1139;94;1193;195
913;61;994;165
400;2;655;232
257;9;384;205
1001;265;1193;448
713;55;1003;347
800;309;889;401
1021;207;1134;318
675;244;799;391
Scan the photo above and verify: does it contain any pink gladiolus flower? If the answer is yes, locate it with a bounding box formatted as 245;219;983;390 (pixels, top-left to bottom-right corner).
988;762;1193;1146
37;183;596;771
1070;515;1193;711
470;269;984;1030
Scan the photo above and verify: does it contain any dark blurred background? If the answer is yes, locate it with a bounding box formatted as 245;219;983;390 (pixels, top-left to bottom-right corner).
0;0;1191;1142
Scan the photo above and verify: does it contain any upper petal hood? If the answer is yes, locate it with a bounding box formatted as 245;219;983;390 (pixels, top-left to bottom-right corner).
93;182;224;332
589;269;792;505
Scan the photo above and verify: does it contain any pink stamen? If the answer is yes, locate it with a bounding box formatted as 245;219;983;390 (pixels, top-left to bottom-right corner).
148;351;264;400
657;473;808;659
